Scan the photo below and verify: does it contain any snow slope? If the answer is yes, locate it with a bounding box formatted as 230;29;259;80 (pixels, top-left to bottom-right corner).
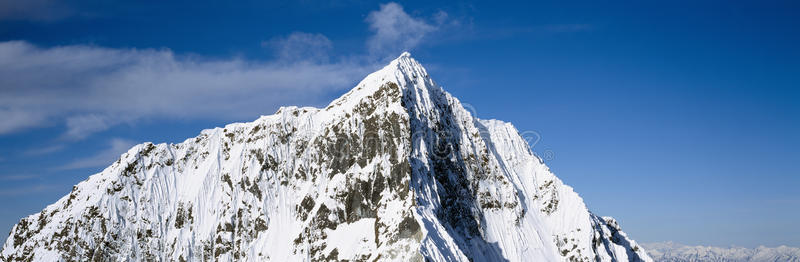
644;242;800;262
2;53;651;261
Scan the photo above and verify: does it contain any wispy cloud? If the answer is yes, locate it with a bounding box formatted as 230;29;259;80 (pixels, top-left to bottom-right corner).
0;108;50;135
23;144;65;156
367;3;436;56
57;138;136;170
263;32;334;63
0;2;451;141
0;184;62;196
366;2;458;58
0;174;39;181
62;114;127;141
0;40;371;139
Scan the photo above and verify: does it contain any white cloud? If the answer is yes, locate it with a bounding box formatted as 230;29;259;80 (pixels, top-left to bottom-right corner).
63;114;121;141
366;2;441;57
0;40;372;138
0;108;49;134
0;2;454;140
57;138;136;170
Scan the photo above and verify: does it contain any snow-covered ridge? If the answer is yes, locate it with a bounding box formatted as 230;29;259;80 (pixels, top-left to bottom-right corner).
644;242;800;262
2;53;651;261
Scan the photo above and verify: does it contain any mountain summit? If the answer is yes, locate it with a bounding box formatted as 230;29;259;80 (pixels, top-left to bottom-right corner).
2;54;651;261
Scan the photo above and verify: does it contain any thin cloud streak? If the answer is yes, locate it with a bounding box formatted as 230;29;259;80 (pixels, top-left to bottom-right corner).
0;184;62;196
0;174;39;181
0;2;454;141
56;138;136;170
23;144;65;156
0;40;372;139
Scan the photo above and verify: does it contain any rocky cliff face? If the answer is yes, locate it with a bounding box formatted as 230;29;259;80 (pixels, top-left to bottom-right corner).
1;53;651;261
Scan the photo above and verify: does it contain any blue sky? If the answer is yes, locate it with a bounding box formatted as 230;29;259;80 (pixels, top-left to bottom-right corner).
1;0;798;248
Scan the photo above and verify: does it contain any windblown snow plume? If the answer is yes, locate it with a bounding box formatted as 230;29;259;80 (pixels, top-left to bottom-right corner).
1;53;651;261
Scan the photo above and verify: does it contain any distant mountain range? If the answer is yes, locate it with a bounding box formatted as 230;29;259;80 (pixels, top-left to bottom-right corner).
643;242;800;262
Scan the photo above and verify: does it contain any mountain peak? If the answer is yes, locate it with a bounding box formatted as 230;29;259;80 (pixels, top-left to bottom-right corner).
381;51;427;82
327;52;434;111
2;50;651;262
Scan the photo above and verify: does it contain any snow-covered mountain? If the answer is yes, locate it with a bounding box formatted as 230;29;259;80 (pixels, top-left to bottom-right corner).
644;242;800;262
1;53;651;261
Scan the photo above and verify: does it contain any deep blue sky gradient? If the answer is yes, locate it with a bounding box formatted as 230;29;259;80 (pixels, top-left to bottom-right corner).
1;0;798;247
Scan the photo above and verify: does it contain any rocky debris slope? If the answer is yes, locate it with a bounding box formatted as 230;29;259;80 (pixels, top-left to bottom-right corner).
2;53;651;261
